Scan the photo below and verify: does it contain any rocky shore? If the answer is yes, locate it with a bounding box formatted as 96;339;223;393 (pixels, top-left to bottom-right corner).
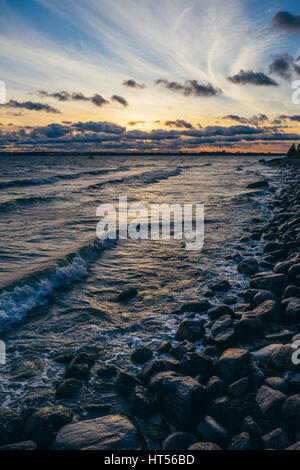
1;157;300;451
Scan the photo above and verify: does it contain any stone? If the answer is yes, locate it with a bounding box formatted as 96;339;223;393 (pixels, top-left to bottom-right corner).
264;242;286;254
206;376;227;400
82;404;111;413
285;298;300;322
52;353;74;364
282;394;300;427
253;300;282;322
65;362;90;380
53;415;140;450
269;344;298;372
265;377;288;394
288;264;300;279
210;280;231;292
241;416;263;436
179;352;214;378
171;341;196;360
131;346;153;365
287;441;300;450
10;360;40;379
70;352;95;367
283;285;300;299
24;406;73;449
228;432;251;450
247;180;269;189
251;344;281;363
0;441;37;450
177;301;211;314
262;428;287;450
210;315;235;345
55;379;82;399
115;371;141;396
131;386;156;418
188;442;222;450
196;415;229;445
229;378;249;397
217;349;250;382
287;373;300;394
238;259;259;276
156;341;172;354
0;409;23;447
118;288;138;301
175;320;205;342
95;364;118;377
274;260;295;274
255;385;287;420
162;432;197;450
236;314;263;337
207;305;234;321
250;273;288;296
137;359;179;383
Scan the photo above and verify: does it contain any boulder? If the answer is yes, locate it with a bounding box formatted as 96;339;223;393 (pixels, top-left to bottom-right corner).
264;242;286;254
10;360;41;379
179;352;214;378
285;298;300;322
283;285;300;299
171;341;196;360
229;378;249;397
206;376;227;400
0;409;23;447
274;260;295;274
95;364;118;377
131;386;156;419
217;349;250;382
253;300;282;322
247;180;269;189
255;385;287;420
207;305;234;321
118;288;138;301
238;259;259;276
288;264;300;280
262;428;287;450
251;344;281;363
175;320;205;342
210;315;235;345
115;371;142;396
162;432;197;450
0;441;37;450
269;344;298;372
282;394;300;427
65;363;90;380
250;273;288;296
196;415;229;446
53;415;140;450
287;440;300;450
210;280;231;292
177;301;211;314
137;359;179;383
156;341;172;354
131;346;153;365
55;379;82;399
265;377;288;394
227;432;251;450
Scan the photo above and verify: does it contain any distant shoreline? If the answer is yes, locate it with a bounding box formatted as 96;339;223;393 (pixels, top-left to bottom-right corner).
0;151;285;157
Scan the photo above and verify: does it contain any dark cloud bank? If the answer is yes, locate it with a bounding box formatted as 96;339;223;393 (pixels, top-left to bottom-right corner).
227;70;278;86
272;11;300;31
155;79;223;97
2;100;60;114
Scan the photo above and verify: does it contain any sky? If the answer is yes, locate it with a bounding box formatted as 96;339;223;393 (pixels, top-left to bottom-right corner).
0;0;300;153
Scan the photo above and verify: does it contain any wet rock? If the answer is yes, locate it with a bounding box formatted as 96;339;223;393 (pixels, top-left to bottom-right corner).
282;394;300;428
149;371;207;428
274;260;295;274
207;305;234;321
0;441;37;450
253;300;282;322
115;371;142;396
229;378;249;397
171;341;196;360
175;319;205;342
24;406;73;449
250;362;266;386
137;359;179;383
283;285;300;299
211;395;260;433
0;409;23;447
70;352;95;368
236;313;263;338
255;385;287;420
10;360;41;379
217;348;250;382
118;288;138;301
269;344;298;372
210;280;231;292
162;432;197;450
206;376;227;400
251;344;281;363
95;364;118;378
228;432;251;450
131;386;156;418
262;428;287;450
264;242;286;255
179;352;214;378
241;416;263;436
288;263;300;280
250;273;288;296
247;180;269;189
65;362;90;380
285;298;300;322
287;373;300;394
82;404;111;413
188;442;222;450
196;415;229;446
222;296;237;305
238;259;259;276
55;379;82;399
210;315;235;346
265;377;288;394
177;300;211;314
53;415;140;450
131;346;153;365
156;341;172;354
52;353;74;364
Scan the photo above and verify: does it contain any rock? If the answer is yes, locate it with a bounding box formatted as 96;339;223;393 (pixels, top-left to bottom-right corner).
229;378;249;397
285;298;300;322
210;315;235;346
222;296;237;305
82;404;111;413
65;362;90;380
287;440;300;450
95;364;118;377
206;376;227;400
162;432;197;450
251;344;281;363
264;242;286;254
210;280;231;292
188;442;222;450
70;352;95;367
145;422;171;445
269;344;298;372
255;385;287;420
228;432;251;450
287;373;300;394
250;273;288;296
253;300;282;322
274;260;295;274
55;379;82;399
196;416;229;446
207;305;234;321
236;314;263;337
131;386;156;418
283;285;300;299
175;320;205;342
149;371;206;428
115;371;141;396
131;346;153;365
241;416;263;436
238;259;259;276
0;409;23;446
262;428;287;450
288;264;300;280
24;406;73;449
137;359;179;383
177;301;211;314
0;441;37;450
211;395;260;433
265;377;288;394
179;352;214;378
251;362;266;386
10;360;40;379
171;341;196;360
156;341;172;354
247;180;269;189
53;415;140;450
52;353;74;364
118;288;138;301
282;394;300;427
217;349;250;382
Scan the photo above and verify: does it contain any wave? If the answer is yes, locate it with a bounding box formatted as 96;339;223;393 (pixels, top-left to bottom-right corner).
0;196;56;213
0;238;115;332
0;166;130;190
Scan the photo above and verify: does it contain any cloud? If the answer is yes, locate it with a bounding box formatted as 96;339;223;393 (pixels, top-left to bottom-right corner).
71;121;125;134
269;54;294;79
165;119;194;129
122;79;146;89
227;70;278;86
279;115;300;122
127;121;145;126
38;90;109;107
110;95;129;107
272;11;300;31
155;79;223;97
2;99;60;113
223;114;269;126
